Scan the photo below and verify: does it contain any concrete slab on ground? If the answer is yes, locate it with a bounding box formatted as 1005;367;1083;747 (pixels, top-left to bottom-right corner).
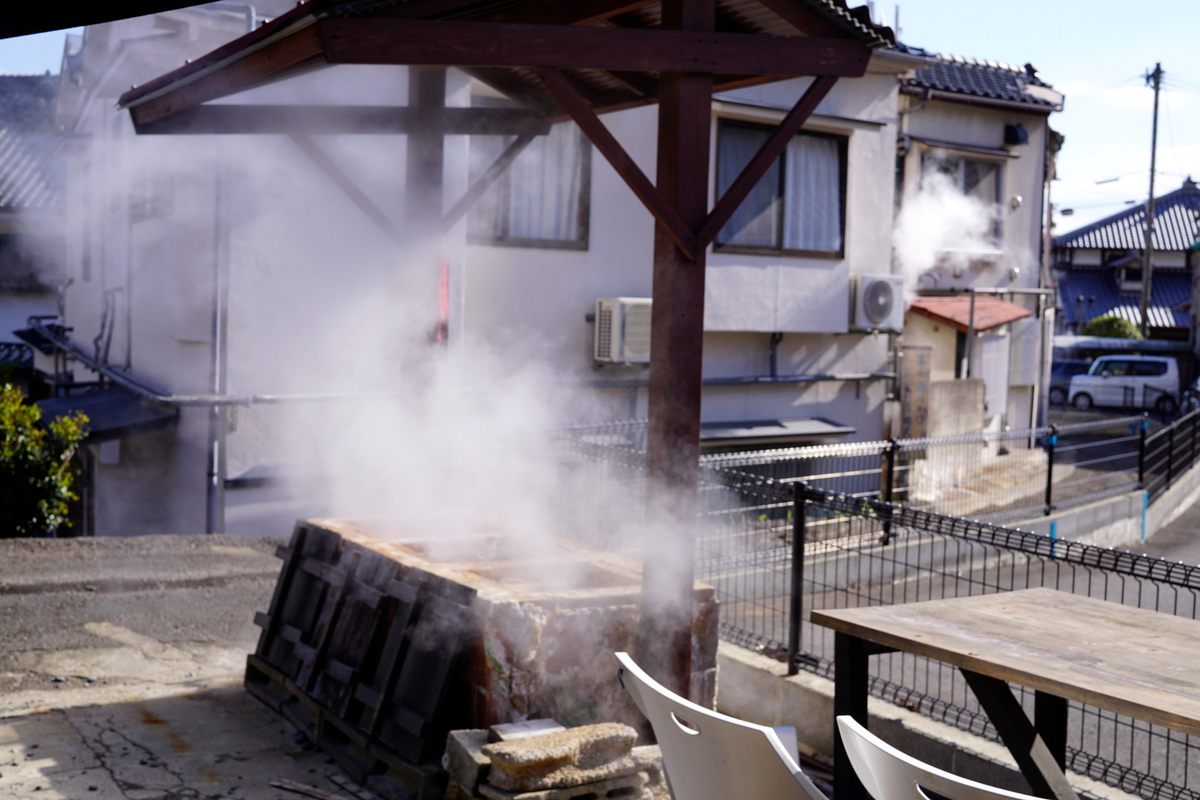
0;533;376;800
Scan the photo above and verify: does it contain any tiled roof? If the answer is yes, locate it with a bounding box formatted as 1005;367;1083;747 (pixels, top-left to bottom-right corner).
0;75;57;133
0;129;60;211
899;45;1061;111
0;74;61;212
908;295;1032;333
1054;178;1200;252
1057;270;1190;330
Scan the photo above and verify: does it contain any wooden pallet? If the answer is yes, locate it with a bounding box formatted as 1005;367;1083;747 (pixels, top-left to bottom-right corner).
247;522;477;799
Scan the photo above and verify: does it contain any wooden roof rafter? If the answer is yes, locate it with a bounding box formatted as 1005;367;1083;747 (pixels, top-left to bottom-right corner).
118;0;887;129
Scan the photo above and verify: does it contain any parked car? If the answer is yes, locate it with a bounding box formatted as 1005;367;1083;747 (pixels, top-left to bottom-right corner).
1068;355;1179;413
1048;359;1090;405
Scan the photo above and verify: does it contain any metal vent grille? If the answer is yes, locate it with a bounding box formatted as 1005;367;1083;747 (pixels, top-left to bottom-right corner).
862;279;895;325
595;304;614;361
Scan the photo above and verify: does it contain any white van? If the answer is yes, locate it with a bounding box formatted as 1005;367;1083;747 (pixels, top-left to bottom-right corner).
1068;355;1179;413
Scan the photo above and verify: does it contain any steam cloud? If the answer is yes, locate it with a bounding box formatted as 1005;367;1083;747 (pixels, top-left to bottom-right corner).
892;164;1002;297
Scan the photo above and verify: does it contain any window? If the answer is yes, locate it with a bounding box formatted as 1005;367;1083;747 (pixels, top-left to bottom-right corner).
1134;360;1168;377
920;151;1003;239
468;121;590;250
714;120;846;256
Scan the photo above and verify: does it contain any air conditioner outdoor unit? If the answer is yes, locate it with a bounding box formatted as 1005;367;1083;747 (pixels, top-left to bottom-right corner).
594;297;653;364
850;274;905;332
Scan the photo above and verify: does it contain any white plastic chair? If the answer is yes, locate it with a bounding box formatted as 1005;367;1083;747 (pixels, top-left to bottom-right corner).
836;715;1048;800
614;651;826;800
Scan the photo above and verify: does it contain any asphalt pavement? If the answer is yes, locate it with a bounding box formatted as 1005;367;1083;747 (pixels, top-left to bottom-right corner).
0;534;378;800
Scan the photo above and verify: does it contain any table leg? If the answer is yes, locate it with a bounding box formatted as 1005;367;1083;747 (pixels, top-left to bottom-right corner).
961;670;1079;800
1035;690;1068;771
834;632;869;800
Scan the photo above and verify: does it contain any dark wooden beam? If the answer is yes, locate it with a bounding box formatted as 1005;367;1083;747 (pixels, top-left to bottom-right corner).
753;0;841;36
318;19;873;77
479;0;656;26
637;0;713;701
695;75;836;248
133;104;553;136
127;24;327;127
441;132;536;231
536;67;698;260
290;134;404;245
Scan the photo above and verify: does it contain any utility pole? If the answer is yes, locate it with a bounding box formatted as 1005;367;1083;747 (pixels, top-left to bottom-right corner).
1139;62;1163;337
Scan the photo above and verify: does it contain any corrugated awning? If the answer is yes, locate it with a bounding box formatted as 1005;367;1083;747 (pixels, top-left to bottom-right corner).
38;386;178;442
908;295;1031;333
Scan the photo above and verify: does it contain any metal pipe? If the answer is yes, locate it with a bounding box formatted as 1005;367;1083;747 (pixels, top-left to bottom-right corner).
585;372;897;389
965;290;976;378
206;165;229;534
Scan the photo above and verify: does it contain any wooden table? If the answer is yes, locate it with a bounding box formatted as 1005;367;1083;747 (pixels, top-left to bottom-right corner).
811;588;1200;800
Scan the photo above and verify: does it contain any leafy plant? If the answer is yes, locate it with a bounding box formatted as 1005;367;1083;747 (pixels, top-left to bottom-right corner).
1082;315;1143;340
0;384;88;538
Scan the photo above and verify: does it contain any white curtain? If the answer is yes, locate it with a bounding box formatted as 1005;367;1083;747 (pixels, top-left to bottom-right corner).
716;125;780;247
468;122;584;243
783;135;841;252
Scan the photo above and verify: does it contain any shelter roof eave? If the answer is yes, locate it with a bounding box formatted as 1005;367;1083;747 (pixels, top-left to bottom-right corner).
116;0;893;128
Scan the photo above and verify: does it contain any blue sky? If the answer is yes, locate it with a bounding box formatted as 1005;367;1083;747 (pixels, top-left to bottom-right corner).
0;2;1196;233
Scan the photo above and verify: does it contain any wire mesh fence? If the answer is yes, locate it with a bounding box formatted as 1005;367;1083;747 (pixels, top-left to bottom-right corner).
556;422;1200;800
712;480;1200;800
568;414;1150;526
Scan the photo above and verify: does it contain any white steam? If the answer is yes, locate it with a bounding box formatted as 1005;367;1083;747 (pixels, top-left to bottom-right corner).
893;165;1001;296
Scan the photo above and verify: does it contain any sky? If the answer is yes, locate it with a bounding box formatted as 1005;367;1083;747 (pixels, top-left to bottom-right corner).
0;2;1196;235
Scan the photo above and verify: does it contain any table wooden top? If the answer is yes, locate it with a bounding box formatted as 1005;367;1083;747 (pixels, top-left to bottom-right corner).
811;588;1200;736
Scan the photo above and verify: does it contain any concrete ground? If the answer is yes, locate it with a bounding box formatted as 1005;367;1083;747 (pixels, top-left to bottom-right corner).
0;534;374;800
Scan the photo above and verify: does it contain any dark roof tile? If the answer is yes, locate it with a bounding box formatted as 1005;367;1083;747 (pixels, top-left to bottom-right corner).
1054;178;1200;252
902;49;1060;110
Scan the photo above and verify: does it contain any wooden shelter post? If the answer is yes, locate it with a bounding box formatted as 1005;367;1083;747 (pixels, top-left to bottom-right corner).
638;0;714;696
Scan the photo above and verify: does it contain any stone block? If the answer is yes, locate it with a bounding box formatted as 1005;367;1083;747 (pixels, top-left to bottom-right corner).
482;723;638;792
478;771;648;800
444;729;491;793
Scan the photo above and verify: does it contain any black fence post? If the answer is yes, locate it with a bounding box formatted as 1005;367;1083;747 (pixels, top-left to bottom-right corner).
1044;425;1057;516
881;439;897;545
1167;425;1176;489
1137;413;1149;488
787;482;806;677
1185;410;1195;472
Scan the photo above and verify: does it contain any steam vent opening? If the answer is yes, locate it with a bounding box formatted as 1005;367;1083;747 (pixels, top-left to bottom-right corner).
246;519;718;799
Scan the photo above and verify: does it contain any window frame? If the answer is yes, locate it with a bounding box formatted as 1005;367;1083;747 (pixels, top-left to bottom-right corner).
466;116;592;252
917;148;1006;242
712;118;848;259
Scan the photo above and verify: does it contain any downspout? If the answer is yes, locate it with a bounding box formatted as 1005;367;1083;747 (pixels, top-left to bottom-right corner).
206;164;229;535
768;332;784;378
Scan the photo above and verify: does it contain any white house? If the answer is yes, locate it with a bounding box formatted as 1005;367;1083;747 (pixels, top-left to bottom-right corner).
892;50;1063;435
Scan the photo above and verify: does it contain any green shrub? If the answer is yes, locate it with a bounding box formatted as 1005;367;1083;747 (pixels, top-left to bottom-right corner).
0;384;88;538
1082;315;1143;339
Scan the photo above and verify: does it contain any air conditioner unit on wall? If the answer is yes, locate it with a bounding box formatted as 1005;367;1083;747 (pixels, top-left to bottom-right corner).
594;297;652;364
850;274;905;332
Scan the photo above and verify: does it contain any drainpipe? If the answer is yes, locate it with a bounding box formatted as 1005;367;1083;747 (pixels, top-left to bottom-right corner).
206;165;229;535
768;332;783;378
965;290;976;378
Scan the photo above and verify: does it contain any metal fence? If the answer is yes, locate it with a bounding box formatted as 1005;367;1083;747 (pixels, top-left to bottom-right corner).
564;415;1147;525
1146;408;1200;502
557;420;1200;800
704;478;1200;800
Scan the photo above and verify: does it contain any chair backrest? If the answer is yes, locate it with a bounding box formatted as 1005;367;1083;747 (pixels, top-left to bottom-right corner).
836;716;1048;800
614;651;826;800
